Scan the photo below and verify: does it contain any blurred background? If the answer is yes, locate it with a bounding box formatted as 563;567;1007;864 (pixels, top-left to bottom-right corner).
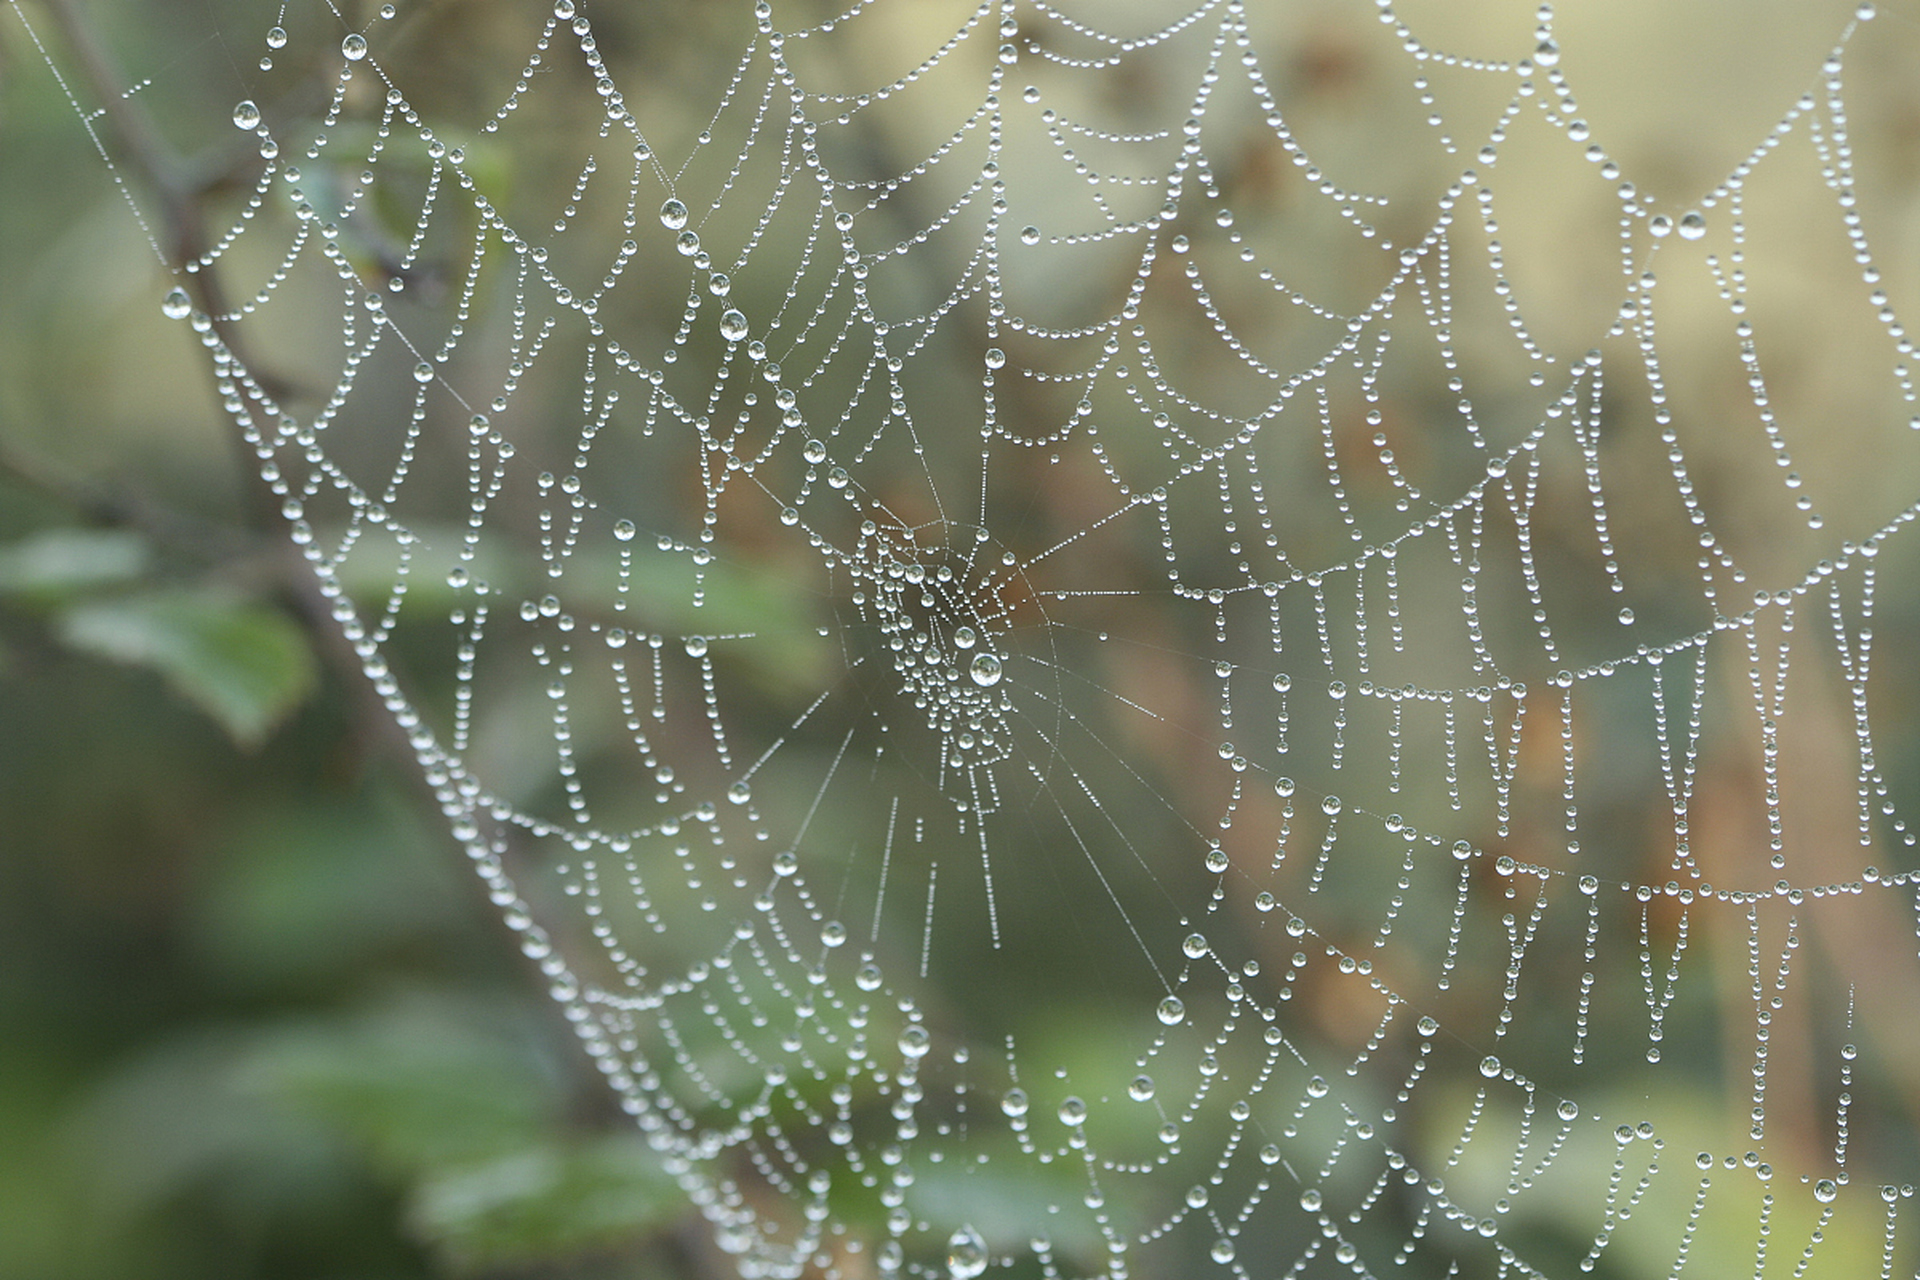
4;1;1920;1278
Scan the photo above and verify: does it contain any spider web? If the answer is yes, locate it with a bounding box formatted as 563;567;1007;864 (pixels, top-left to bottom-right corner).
22;0;1920;1274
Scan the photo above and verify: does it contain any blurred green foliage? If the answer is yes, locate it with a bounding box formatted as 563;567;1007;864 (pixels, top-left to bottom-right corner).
3;1;1918;1277
0;533;692;1277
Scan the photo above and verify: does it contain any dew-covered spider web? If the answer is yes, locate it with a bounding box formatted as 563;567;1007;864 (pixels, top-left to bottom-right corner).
21;0;1920;1274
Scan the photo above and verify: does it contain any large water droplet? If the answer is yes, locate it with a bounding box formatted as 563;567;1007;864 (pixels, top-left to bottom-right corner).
161;287;192;320
1813;1178;1839;1203
946;1225;988;1280
1157;995;1186;1025
341;32;368;60
952;625;977;649
1677;211;1707;240
660;198;689;230
265;25;288;49
719;309;749;342
1000;1087;1028;1117
969;653;1003;687
232;99;261;130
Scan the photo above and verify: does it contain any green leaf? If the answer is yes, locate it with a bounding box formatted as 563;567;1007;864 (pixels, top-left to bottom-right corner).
408;1136;682;1272
0;528;149;602
242;992;560;1174
57;588;317;746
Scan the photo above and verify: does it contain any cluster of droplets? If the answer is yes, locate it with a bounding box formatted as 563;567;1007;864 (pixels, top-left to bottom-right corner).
839;525;1016;782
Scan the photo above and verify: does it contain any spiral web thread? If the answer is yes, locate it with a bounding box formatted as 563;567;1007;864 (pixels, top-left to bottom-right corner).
24;0;1920;1274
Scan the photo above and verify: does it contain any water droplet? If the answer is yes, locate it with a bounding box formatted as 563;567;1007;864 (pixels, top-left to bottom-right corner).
613;519;636;541
827;466;850;489
1480;1055;1503;1078
1019;225;1041;246
984;348;1006;370
1417;1015;1439;1037
684;635;709;657
969;653;1003;687
719;309;748;342
1533;38;1560;67
341;32;368;60
1057;1096;1086;1125
1677;211;1707;240
898;1025;930;1058
1182;933;1208;958
1210;1239;1235;1264
657;200;689;232
952;625;977;649
727;780;751;805
412;361;435;384
821;920;847;947
1001;1087;1028;1117
1128;1074;1155;1101
946;1225;988;1280
1157;995;1186;1025
265;25;288;49
802;438;827;464
1558;1099;1580;1121
1299;1187;1323;1211
161;287;192;319
232;99;261;130
1813;1178;1838;1203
